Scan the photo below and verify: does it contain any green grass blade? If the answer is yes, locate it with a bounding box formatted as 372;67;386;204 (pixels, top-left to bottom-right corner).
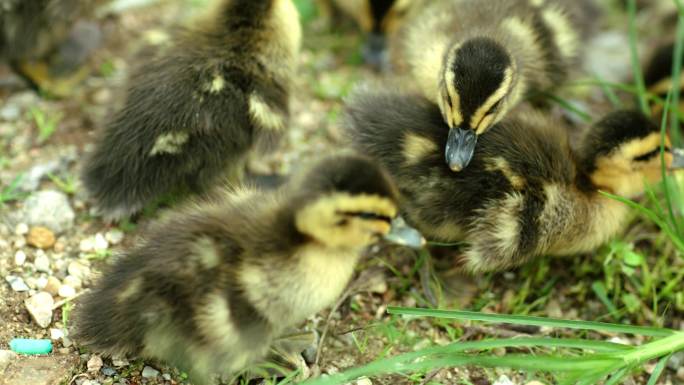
600;191;684;253
659;89;680;234
591;281;620;319
387;307;675;337
627;0;650;114
544;93;592;122
646;354;672;385
670;18;684;144
592;72;623;108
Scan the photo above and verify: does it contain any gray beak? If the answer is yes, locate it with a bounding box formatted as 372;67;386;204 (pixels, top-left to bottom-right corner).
671;148;684;169
445;127;477;172
384;216;425;249
361;32;389;72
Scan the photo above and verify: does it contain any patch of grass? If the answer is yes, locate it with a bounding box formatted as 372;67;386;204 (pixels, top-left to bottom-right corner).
0;174;26;205
28;107;62;144
46;172;77;195
62;300;73;329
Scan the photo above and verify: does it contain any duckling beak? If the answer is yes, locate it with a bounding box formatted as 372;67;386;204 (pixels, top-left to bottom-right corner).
361;32;389;72
384;216;426;249
445;127;477;172
671;148;684;169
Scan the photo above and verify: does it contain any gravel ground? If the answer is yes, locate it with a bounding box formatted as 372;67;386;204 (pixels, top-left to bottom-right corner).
1;1;683;385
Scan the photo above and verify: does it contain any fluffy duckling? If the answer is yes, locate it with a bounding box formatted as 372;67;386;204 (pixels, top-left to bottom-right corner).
345;88;683;272
390;0;597;171
81;0;301;221
321;0;418;69
73;154;424;384
1;0;105;95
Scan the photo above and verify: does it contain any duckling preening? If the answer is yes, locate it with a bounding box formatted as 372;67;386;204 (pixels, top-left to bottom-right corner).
81;0;301;221
345;88;683;272
72;154;423;384
390;0;599;171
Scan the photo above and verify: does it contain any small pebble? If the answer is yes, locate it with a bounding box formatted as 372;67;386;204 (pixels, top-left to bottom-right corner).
63;275;82;289
34;252;51;273
6;275;29;292
14;223;29;236
0;350;17;372
142;366;160;378
493;375;515;385
162;373;172;381
105;229;124;245
79;238;95;252
36;276;48;290
93;233;109;251
14;250;27;266
27;226;56;249
67;261;90;280
58;284;76;298
526;382;546;385
50;328;65;340
677;367;684;381
44;276;61;296
87;354;104;372
25;277;39;289
356;377;372;385
82;380;101;385
22;190;75;234
24;291;54;328
101;367;117;376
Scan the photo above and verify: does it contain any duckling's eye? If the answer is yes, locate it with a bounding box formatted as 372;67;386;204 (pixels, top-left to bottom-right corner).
484;99;503;117
634;148;664;162
338;211;392;223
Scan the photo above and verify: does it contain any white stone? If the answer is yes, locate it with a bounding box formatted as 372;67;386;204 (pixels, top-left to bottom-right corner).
58;284;76;298
67;261;90;280
87;355;103;372
24;291;54;328
6;275;29;292
14;223;29;235
493;375;515;385
50;328;65;340
93;233;109;251
21;190;75;233
356;378;373;385
105;229;124;245
79;238;95;252
34;252;51;273
0;350;17;372
62;275;82;289
142;366;160;378
14;250;27;266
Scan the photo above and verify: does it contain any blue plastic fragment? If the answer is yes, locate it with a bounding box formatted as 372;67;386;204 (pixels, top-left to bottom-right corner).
9;338;53;355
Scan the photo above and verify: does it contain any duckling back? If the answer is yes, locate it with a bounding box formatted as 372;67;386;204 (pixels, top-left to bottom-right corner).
81;0;301;221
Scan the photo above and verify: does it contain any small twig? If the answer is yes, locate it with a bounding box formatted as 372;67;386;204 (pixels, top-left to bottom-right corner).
314;285;354;366
418;368;442;385
52;289;89;310
68;373;88;385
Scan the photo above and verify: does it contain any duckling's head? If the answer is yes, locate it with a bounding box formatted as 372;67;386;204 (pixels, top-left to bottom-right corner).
440;37;517;172
292;154;424;249
580;110;684;198
361;0;413;70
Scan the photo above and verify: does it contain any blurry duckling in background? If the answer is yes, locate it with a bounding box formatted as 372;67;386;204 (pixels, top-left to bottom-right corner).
0;0;106;95
644;41;684;120
73;154;424;385
345;88;684;273
320;0;418;70
81;0;301;221
390;0;598;171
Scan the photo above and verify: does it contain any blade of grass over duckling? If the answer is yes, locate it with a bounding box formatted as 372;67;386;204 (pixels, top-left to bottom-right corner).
600;191;684;253
387;307;675;337
670;14;684;144
627;0;650;114
658;89;682;234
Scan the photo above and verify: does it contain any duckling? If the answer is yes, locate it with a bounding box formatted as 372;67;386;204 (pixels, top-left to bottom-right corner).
81;0;301;221
1;0;105;95
644;41;684;119
390;0;598;171
72;154;424;385
320;0;418;70
345;88;683;272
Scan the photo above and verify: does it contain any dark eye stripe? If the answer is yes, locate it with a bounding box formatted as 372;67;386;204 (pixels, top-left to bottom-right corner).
337;211;392;223
635;148;669;162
